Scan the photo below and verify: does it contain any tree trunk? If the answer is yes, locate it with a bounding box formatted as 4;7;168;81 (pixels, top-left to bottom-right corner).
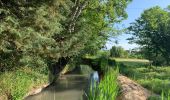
49;57;70;84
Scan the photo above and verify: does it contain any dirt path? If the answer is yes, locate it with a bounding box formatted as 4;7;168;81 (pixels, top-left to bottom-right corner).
117;75;152;100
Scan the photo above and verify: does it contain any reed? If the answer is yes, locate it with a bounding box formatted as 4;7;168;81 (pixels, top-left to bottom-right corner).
87;68;118;100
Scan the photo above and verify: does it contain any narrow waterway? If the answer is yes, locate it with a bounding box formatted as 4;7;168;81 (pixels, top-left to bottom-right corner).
25;74;89;100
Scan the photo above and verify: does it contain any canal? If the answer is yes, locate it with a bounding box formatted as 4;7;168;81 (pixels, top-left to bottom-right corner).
25;74;89;100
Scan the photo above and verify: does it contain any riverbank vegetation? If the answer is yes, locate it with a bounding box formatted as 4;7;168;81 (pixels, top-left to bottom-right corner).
0;67;48;100
118;60;170;99
87;68;119;100
119;5;170;99
0;0;170;100
0;0;131;99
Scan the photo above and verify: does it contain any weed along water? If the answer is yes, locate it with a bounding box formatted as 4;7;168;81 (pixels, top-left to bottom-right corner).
25;74;89;100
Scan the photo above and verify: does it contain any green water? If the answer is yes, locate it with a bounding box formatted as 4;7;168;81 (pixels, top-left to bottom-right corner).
25;74;89;100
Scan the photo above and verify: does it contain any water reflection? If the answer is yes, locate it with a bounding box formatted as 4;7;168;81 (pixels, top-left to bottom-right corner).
25;74;89;100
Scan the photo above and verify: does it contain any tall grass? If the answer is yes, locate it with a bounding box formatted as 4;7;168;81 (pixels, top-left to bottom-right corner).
118;60;170;99
0;67;48;100
161;90;170;100
87;68;118;100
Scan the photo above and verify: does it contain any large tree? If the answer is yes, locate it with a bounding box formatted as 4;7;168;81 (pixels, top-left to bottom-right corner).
0;0;131;73
128;6;170;65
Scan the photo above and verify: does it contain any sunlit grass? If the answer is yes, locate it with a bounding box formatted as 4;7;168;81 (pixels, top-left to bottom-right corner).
87;68;118;100
0;67;48;100
118;60;170;98
112;58;149;62
161;90;170;100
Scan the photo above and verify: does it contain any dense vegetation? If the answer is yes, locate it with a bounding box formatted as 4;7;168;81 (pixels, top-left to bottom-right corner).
0;0;131;99
110;46;128;58
88;68;118;100
90;5;170;100
110;46;144;59
118;59;170;99
0;0;130;72
0;67;48;100
1;0;170;100
128;6;170;65
122;6;170;99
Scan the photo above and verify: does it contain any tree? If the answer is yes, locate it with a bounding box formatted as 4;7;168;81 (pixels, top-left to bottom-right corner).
0;0;68;71
128;6;170;65
0;0;131;74
110;46;128;58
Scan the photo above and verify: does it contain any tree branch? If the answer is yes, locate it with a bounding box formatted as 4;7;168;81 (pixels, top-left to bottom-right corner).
68;0;89;33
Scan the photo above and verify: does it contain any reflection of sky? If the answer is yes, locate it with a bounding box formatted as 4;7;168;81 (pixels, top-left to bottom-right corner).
106;0;170;50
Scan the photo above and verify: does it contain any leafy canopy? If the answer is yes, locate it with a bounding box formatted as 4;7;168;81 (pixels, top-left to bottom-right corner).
0;0;131;71
128;6;170;65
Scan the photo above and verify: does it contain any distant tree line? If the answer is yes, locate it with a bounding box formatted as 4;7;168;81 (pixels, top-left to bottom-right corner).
109;46;144;59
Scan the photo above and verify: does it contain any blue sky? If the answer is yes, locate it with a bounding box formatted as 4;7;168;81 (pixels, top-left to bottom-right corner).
106;0;170;50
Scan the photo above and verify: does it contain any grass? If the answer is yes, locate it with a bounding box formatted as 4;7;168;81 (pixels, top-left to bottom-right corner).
0;67;48;100
161;91;170;100
112;58;149;63
87;68;119;100
113;57;150;67
117;59;170;99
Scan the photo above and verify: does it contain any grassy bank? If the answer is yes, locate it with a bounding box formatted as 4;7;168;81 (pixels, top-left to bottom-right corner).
117;59;170;99
0;67;48;100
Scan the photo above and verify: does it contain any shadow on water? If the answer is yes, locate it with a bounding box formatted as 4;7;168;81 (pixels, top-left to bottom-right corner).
25;74;89;100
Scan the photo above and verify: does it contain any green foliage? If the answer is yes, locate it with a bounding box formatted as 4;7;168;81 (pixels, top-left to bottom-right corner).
110;46;128;58
119;61;170;97
0;0;131;99
0;0;69;71
72;0;131;56
83;53;118;73
128;6;170;65
161;90;170;100
0;67;48;100
87;68;119;100
110;46;144;59
99;55;109;72
96;50;110;58
128;48;145;59
115;58;150;67
0;0;131;72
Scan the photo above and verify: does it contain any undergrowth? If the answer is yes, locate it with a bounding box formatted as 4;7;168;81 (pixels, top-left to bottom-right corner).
0;67;48;100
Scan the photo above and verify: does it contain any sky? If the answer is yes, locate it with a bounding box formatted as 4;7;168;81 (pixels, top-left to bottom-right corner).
106;0;170;50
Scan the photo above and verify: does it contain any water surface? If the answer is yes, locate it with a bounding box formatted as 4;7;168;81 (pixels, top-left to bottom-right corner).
25;74;89;100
